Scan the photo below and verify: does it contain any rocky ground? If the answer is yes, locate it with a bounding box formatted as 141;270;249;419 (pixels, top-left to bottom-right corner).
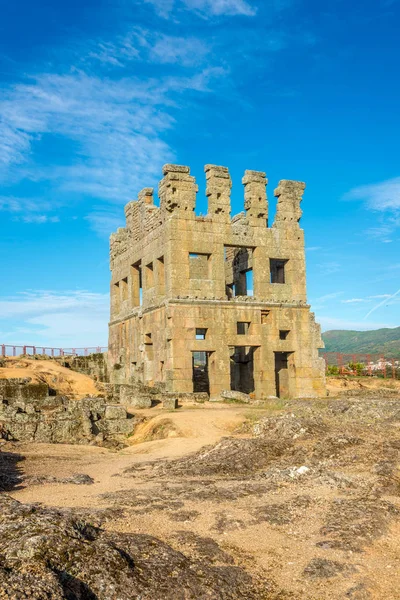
1;384;400;599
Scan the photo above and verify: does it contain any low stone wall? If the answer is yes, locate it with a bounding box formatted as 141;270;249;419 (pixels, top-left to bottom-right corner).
0;378;134;444
104;381;209;408
57;353;109;383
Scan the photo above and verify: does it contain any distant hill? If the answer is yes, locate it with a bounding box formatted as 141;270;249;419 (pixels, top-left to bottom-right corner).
321;326;400;359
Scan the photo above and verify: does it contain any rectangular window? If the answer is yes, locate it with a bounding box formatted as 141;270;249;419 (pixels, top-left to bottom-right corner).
121;277;128;301
144;332;152;345
131;262;142;307
224;246;255;298
270;259;288;284
195;328;207;340
189;253;211;279
146;262;154;288
279;330;290;340
114;282;120;312
237;322;250;335
261;310;270;324
157;256;165;294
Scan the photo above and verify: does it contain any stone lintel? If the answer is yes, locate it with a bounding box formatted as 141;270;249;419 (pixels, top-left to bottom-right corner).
274;179;306;197
204;164;231;179
162;164;190;175
242;170;267;185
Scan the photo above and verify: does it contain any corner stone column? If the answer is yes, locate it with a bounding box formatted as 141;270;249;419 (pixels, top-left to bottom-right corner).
208;346;231;399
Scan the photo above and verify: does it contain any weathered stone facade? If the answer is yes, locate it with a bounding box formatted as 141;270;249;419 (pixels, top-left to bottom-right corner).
108;164;326;399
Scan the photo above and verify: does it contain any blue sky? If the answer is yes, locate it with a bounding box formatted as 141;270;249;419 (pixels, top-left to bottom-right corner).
0;0;399;347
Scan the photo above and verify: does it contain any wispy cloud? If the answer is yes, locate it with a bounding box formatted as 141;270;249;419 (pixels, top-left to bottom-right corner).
364;287;400;320
0;196;60;223
341;298;368;304
86;29;210;68
315;291;344;303
85;210;125;237
0;290;109;346
369;294;391;299
144;0;257;17
0;66;226;211
19;215;60;224
345;177;400;212
345;177;400;241
316;261;341;275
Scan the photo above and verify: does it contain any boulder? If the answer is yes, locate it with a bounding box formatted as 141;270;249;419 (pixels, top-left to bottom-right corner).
119;384;152;408
163;398;178;410
220;390;251;404
104;405;128;420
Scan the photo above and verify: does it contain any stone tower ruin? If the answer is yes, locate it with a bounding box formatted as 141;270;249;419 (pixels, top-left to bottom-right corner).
108;164;326;399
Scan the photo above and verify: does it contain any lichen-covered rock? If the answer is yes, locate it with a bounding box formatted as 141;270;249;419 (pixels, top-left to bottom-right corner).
0;380;135;445
0;495;274;600
119;384;153;408
104;404;129;420
163;397;178;410
221;390;250;403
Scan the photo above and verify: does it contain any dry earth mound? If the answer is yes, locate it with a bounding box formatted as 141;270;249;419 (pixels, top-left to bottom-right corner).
0;357;101;399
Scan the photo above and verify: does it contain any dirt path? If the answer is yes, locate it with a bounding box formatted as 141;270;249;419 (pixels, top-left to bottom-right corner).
8;404;251;508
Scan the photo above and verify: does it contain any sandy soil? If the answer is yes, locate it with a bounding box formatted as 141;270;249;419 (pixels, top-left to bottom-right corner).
0;357;101;398
326;374;400;394
5;391;400;600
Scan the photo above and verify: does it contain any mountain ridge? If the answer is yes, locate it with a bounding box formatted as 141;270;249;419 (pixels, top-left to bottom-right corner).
321;326;400;359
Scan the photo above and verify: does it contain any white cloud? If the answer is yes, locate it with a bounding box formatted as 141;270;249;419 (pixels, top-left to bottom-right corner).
345;177;400;212
85;210;125;237
144;0;256;17
184;0;256;16
0;66;226;208
0;196;60;223
19;215;60;224
150;35;209;65
316;261;341;275
346;177;400;241
369;294;391;299
341;298;368;304
86;29;209;68
0;290;109;346
316;291;343;303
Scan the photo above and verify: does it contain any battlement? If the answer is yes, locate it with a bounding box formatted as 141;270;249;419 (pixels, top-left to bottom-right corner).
112;164;305;247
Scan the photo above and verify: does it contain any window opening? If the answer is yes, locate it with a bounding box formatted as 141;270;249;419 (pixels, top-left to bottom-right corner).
131;262;142;307
195;328;207;340
224;246;255;299
121;277;128;302
192;351;210;394
114;282;120;312
270;259;288;284
146;262;154;288
229;346;256;394
279;330;290;340
157;256;165;294
274;351;293;398
261;310;270;324
237;322;250;335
